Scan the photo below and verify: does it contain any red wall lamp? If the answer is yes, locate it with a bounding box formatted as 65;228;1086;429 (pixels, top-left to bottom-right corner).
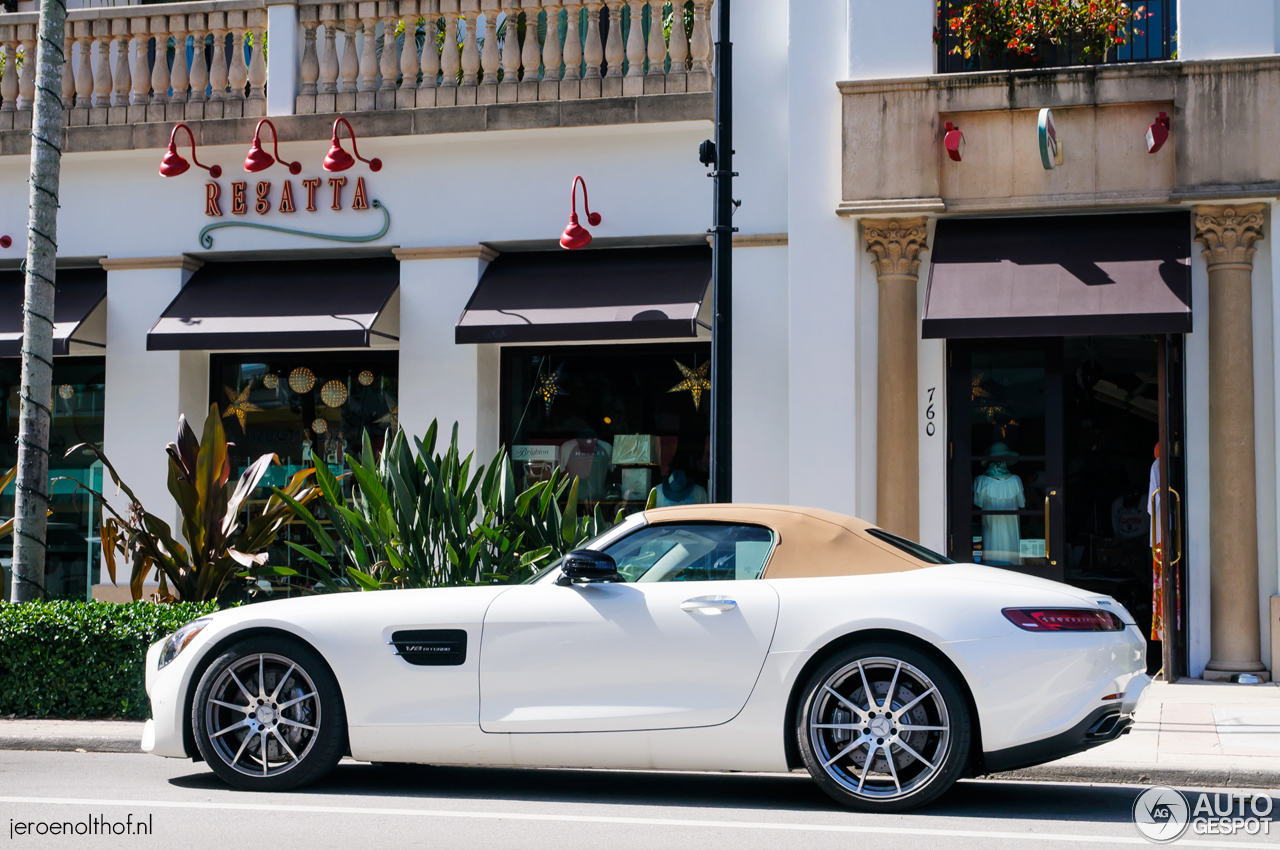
943;121;964;162
323;117;382;173
0;236;10;249
244;118;302;175
560;176;602;250
159;123;222;178
1146;111;1171;154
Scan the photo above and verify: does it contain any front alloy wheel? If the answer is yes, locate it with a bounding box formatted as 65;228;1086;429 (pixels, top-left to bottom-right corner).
193;637;346;791
798;642;971;811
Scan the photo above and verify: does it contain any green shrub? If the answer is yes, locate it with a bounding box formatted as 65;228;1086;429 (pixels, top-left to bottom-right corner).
0;600;217;719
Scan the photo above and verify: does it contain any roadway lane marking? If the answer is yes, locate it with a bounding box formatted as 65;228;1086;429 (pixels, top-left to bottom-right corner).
0;795;1274;847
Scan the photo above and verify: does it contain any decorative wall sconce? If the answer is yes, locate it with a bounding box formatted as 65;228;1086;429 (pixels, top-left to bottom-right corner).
323;117;382;173
943;121;964;162
159;123;222;178
560;175;602;250
0;236;10;249
244;119;302;175
1146;111;1171;154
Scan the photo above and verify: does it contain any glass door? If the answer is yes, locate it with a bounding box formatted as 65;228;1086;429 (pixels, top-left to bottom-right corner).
947;340;1065;582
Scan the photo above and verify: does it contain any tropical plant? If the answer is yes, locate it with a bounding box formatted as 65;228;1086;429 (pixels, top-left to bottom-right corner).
62;404;320;604
281;420;621;592
938;0;1149;66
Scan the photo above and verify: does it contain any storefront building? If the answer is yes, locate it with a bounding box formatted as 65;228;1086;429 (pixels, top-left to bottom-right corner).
803;0;1280;681
4;0;1278;684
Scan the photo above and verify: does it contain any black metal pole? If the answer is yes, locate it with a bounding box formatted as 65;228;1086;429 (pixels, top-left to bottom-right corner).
709;0;733;503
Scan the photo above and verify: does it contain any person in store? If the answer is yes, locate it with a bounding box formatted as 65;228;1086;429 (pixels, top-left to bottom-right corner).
1148;442;1181;641
559;428;613;502
647;463;709;508
973;442;1025;565
301;430;313;465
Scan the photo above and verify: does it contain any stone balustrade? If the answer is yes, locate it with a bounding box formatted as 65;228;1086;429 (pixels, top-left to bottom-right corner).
294;0;712;113
0;0;267;130
0;0;712;132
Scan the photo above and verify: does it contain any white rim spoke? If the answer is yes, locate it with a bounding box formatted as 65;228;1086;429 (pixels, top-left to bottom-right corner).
260;731;269;775
885;744;902;793
277;691;317;711
271;727;299;763
856;745;874;793
258;656;266;699
230;729;252;767
898;724;947;732
882;661;902;711
270;664;297;702
277;718;318;732
822;736;865;769
893;737;936;771
814;723;861;730
210;698;250;713
896;686;937;716
211;717;253;739
227;669;255;704
856;662;874;712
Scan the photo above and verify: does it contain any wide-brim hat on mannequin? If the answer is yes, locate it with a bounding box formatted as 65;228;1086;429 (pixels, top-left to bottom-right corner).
988;442;1018;459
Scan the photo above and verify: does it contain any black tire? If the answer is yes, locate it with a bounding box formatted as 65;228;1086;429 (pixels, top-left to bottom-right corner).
797;641;971;812
192;636;346;791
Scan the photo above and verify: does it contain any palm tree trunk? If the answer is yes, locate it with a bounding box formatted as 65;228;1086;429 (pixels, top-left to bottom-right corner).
10;0;67;603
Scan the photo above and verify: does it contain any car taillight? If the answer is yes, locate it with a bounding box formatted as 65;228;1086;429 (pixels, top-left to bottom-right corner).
1002;608;1125;632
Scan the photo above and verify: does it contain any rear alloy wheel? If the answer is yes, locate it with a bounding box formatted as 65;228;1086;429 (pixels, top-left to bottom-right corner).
193;637;346;791
798;642;971;812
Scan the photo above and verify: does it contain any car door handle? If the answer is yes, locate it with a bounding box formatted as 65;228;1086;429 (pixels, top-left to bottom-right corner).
681;598;737;613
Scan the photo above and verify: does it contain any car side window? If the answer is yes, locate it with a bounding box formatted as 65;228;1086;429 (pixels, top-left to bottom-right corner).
604;523;775;582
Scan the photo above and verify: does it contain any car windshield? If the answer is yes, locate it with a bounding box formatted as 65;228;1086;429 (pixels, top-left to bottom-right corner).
604;523;775;582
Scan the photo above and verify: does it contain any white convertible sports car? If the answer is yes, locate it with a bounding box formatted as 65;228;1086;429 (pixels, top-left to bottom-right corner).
143;503;1149;811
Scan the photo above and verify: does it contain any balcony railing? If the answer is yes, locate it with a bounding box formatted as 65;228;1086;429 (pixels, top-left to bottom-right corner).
295;1;713;114
0;0;713;131
935;0;1176;74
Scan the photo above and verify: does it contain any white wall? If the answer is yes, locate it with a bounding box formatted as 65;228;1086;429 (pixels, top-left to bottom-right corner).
732;244;789;504
1178;0;1280;60
847;0;937;79
397;256;499;464
101;265;204;586
788;0;860;515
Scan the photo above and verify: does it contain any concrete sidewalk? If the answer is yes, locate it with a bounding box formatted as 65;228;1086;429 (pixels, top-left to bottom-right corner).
4;680;1280;789
998;679;1280;788
0;718;144;753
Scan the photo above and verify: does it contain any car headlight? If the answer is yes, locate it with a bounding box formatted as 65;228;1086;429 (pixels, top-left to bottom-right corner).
158;618;212;669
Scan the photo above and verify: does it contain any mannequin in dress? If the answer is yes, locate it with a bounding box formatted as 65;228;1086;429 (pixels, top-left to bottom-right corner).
973;442;1025;565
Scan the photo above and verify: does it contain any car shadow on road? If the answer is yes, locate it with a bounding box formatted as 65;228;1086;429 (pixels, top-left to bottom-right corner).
169;762;1141;824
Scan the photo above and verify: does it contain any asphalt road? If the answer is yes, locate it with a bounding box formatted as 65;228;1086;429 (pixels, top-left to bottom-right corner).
2;751;1278;849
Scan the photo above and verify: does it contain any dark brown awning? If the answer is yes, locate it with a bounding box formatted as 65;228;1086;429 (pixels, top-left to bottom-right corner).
922;213;1192;339
456;246;712;344
148;258;399;351
0;268;107;357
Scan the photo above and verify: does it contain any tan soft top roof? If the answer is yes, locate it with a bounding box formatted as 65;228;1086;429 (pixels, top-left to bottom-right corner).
642;503;927;579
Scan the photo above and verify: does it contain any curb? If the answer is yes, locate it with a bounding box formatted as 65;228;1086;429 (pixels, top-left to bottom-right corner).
0;736;141;754
989;764;1280;790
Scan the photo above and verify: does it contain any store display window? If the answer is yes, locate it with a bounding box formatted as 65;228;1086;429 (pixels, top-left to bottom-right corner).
500;344;712;517
211;352;398;574
0;357;106;601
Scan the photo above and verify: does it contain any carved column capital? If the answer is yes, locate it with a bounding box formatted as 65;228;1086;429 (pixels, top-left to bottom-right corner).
864;217;929;279
1195;204;1266;271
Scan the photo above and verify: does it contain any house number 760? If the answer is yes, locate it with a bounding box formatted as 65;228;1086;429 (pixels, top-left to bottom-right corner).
925;387;937;436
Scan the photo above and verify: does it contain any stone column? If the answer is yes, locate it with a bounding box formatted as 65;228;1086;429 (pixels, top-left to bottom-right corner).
865;218;928;541
1195;204;1269;680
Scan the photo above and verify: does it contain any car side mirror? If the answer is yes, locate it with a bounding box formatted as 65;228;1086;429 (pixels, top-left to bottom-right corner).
557;549;620;585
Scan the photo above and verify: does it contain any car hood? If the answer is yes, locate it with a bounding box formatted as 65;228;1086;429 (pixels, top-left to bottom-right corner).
925;564;1138;624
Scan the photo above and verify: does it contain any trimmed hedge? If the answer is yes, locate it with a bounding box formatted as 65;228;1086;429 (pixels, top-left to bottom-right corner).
0;600;218;719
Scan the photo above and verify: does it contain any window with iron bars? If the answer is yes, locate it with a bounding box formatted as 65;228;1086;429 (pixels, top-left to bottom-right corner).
935;0;1176;74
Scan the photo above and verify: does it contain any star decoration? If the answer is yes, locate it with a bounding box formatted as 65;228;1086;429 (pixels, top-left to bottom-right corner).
971;371;992;401
669;360;712;410
376;397;399;431
535;364;566;417
222;385;261;431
